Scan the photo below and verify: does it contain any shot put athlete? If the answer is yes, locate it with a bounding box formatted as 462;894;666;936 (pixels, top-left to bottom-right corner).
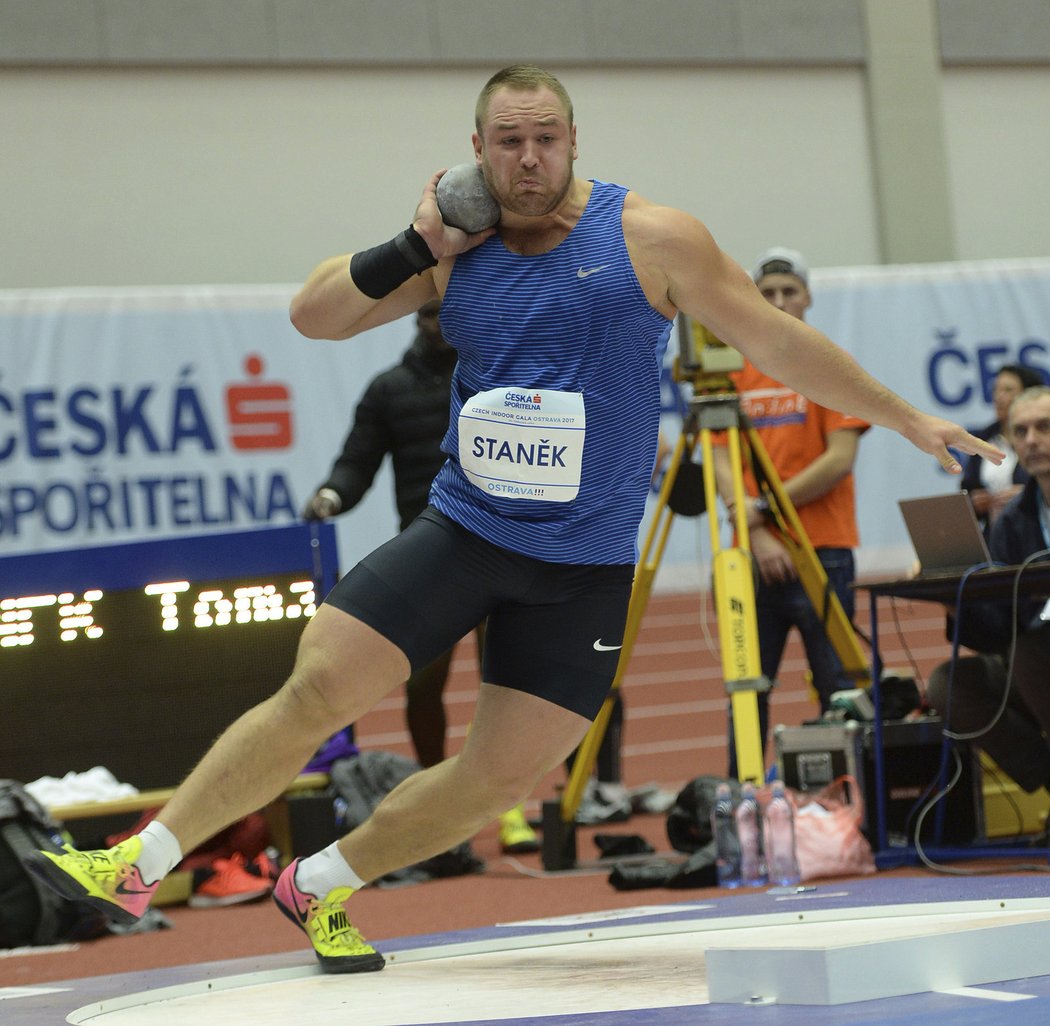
30;64;1002;975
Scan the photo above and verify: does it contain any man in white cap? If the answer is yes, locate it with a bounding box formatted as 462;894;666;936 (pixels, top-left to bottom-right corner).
713;247;869;776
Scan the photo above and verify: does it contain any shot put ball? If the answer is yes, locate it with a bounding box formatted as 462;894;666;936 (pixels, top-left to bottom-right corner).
436;164;501;233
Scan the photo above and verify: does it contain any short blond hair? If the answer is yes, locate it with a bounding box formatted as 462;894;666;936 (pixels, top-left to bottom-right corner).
474;65;574;133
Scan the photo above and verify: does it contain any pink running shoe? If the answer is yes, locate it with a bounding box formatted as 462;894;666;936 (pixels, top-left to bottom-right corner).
272;858;385;974
26;836;159;927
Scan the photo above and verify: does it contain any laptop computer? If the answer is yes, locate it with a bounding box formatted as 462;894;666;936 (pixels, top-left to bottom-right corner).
898;491;994;578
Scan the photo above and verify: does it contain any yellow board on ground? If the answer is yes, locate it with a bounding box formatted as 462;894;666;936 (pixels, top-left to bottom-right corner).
981;752;1049;838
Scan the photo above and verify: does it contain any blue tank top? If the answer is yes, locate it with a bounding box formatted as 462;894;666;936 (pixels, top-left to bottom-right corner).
431;180;672;564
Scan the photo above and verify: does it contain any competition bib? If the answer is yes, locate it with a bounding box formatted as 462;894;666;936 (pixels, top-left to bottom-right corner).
458;388;586;502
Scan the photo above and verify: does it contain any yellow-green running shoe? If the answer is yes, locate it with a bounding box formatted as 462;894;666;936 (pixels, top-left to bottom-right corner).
498;804;540;854
26;836;159;927
273;859;385;974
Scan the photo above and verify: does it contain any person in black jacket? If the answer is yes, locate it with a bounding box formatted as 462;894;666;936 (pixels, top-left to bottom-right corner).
927;385;1050;797
302;301;454;537
302;300;538;852
959;363;1044;535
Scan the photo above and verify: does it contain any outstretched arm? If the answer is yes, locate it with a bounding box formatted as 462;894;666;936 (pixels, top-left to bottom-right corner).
633;203;1004;474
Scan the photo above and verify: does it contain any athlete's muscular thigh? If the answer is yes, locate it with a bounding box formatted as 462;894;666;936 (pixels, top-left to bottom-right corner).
281;604;411;727
460;683;591;796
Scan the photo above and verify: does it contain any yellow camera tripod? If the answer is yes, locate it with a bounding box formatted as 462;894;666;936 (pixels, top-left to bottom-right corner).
541;322;870;871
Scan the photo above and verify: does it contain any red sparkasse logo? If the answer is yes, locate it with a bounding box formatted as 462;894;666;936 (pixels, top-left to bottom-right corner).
225;354;293;450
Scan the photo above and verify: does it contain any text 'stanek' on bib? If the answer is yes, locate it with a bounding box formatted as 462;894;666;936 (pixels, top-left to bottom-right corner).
458;388;586;502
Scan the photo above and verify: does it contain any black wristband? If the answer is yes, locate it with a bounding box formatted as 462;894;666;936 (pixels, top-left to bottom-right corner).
349;226;438;300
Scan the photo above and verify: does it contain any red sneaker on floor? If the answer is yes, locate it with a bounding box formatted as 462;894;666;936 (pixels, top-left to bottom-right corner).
189;852;273;908
247;847;281;884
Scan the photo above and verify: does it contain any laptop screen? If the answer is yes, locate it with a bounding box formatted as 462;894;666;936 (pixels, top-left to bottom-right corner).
898;492;993;576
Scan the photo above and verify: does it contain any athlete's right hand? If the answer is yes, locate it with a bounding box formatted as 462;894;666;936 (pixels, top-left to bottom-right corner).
412;169;497;260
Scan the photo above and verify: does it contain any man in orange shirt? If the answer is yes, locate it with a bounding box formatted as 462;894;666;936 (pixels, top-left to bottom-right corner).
713;248;869;775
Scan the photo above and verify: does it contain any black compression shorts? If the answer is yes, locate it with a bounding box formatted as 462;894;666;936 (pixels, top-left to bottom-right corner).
323;507;633;720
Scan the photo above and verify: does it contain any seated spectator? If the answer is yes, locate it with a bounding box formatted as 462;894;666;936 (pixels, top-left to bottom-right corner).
927;385;1050;797
960;363;1043;535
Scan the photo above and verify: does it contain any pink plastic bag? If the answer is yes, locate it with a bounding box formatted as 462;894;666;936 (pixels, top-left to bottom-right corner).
791;775;877;881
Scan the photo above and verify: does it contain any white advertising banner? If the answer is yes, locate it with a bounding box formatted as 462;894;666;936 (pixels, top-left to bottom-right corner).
0;286;411;572
813;258;1050;572
4;257;1050;589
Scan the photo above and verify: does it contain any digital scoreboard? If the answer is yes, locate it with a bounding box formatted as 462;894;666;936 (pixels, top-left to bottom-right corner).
0;523;339;790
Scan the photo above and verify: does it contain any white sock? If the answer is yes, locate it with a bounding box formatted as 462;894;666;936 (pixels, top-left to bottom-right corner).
295;842;367;897
134;821;184;885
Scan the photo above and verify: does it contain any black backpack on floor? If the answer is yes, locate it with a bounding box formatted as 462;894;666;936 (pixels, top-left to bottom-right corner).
329;752;485;885
0;779;108;948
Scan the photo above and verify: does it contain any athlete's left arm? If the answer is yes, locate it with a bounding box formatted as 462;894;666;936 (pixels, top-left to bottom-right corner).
625;200;1003;475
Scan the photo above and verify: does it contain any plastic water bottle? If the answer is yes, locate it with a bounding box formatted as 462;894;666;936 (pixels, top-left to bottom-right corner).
735;782;767;887
710;782;741;888
764;780;801;887
333;796;350;834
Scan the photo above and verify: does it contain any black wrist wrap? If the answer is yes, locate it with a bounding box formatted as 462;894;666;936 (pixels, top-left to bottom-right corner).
349;226;438;299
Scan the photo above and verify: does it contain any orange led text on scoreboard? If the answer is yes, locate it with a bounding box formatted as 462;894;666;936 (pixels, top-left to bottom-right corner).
0;578;318;648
